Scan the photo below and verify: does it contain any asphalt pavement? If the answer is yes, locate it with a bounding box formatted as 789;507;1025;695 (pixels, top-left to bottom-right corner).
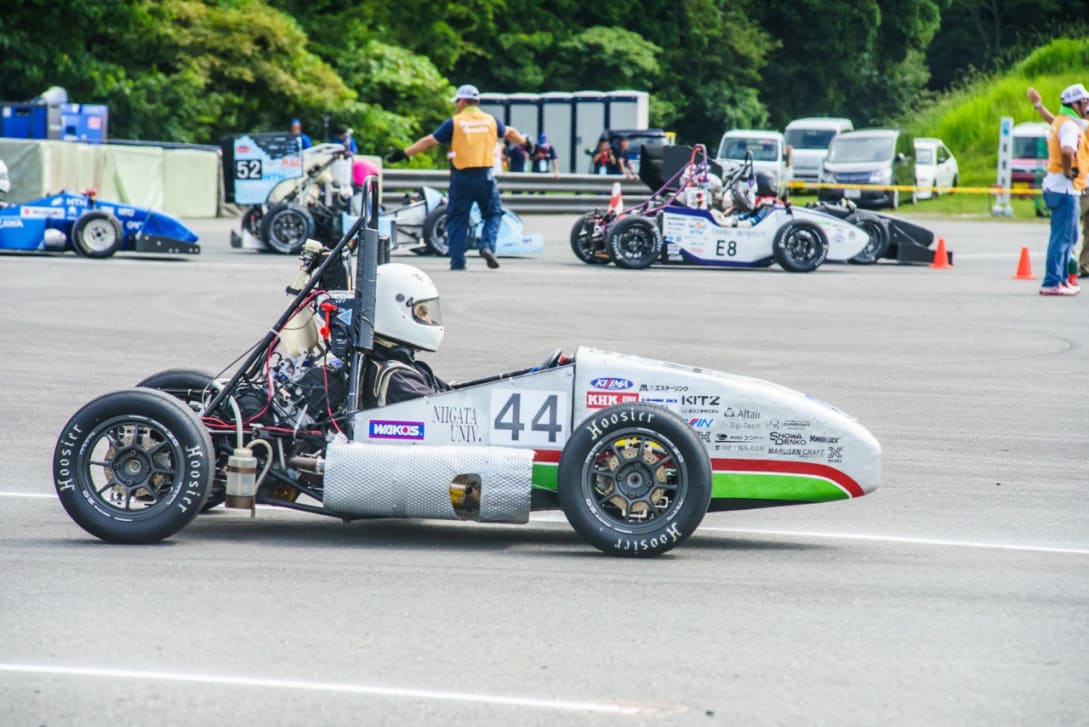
0;210;1086;726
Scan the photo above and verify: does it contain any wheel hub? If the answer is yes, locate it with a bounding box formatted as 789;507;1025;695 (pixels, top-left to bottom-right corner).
112;449;151;486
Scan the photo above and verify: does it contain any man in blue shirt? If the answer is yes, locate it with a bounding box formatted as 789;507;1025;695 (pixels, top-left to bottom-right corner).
387;84;534;270
331;125;358;154
289;118;312;150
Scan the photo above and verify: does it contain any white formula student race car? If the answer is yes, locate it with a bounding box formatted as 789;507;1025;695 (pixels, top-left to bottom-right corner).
571;145;869;272
52;179;880;557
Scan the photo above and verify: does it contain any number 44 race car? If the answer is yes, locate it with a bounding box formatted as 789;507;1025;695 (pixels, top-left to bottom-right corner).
52;178;879;557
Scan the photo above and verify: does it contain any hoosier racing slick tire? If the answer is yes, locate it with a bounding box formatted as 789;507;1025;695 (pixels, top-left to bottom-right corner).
260;203;313;255
137;369;226;512
773;220;828;273
570;212;608;265
558;403;712;557
606;216;662;269
847;214;890;264
53;388;214;543
71;211;123;258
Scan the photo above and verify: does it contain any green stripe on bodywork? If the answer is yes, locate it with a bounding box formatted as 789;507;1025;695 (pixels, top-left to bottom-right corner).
712;472;848;502
534;464;846;502
532;463;558;490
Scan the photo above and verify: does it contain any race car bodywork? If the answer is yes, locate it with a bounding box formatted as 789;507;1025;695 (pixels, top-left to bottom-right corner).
343;346;880;520
52;178;878;557
804;199;950;265
0;191;200;257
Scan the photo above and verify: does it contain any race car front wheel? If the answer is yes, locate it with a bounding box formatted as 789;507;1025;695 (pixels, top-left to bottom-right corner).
260;203;313;255
569;212;608;265
773;220;828;273
606;216;662;269
72;211;123;258
847;215;890;264
53;388;214;543
558;403;712;557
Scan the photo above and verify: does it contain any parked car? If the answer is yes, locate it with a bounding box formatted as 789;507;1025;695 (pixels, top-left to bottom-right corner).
819;128;916;209
1010;122;1049;191
784;117;853;183
913;138;958;199
716;129;792;191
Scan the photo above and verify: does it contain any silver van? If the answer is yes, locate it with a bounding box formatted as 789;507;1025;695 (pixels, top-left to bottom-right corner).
784;117;853;182
819;128;916;209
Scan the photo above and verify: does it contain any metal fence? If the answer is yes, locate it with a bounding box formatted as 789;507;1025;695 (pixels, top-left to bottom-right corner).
381;169;650;214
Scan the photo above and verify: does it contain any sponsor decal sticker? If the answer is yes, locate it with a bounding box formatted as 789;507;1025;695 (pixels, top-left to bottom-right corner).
0;218;24;228
586;391;639;409
433;405;481;443
20;206;65;219
368;420;425;440
590;377;634;391
723;407;760;419
687;417;714;428
809;434;840;444
769;431;807;446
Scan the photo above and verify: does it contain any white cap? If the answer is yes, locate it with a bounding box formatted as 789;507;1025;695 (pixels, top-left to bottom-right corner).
451;84;480;103
1060;83;1089;105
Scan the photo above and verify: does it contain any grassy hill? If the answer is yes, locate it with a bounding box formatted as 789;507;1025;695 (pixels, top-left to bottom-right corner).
904;38;1089;186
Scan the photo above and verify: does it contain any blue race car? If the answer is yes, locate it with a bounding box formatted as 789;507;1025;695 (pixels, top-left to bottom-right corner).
0;190;200;258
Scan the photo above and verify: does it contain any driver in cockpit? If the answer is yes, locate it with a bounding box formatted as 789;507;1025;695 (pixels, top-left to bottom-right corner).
364;263;451;407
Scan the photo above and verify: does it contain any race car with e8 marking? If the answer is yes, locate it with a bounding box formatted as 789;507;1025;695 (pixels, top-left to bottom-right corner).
51;178;879;557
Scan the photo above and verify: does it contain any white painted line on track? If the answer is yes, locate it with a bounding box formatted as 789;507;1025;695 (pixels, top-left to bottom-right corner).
0;492;55;499
0;664;674;716
696;526;1089;556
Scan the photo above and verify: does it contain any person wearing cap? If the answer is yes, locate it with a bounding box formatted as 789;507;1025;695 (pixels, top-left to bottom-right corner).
289;118;312;150
1029;84;1089;283
1026;83;1089;295
530;132;560;177
331;125;358;154
386;84;535;270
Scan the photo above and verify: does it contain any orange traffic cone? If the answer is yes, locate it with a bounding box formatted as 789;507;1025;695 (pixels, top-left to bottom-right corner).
1011;246;1036;280
607;182;623;214
929;237;952;269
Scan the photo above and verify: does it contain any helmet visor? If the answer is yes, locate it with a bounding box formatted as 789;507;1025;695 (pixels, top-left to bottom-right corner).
411;297;442;326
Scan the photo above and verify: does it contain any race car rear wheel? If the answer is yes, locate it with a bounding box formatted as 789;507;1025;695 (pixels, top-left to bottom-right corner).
569;212;608;265
422;206;449;256
847;215;890;264
71;211;123;258
606;216;662;270
53;388;214;543
260;203;313;255
558;403;712;557
773;220;828;273
137;369;226;512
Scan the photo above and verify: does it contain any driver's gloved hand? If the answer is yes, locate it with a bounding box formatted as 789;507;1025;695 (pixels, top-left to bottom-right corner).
386;148;408;164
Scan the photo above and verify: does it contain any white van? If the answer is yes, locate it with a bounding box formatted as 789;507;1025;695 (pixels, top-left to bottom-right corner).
715;129;792;191
784;117;853;182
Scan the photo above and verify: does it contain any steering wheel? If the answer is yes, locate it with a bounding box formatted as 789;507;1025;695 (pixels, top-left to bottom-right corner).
537;348;566;370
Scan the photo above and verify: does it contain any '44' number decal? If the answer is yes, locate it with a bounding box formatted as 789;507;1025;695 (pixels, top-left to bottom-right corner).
490;391;568;446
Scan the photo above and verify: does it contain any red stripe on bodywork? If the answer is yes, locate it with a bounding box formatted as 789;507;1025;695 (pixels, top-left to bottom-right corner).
533;449;562;463
710;458;865;498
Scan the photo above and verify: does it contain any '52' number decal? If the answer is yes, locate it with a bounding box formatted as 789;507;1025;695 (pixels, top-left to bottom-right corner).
235;159;262;180
490;391;568;446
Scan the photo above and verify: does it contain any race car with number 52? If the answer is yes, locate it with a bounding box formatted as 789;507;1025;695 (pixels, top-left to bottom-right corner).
52;178;879;557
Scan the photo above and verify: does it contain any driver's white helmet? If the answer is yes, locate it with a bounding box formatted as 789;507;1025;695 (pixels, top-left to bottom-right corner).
374;263;445;352
0;160;10;195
